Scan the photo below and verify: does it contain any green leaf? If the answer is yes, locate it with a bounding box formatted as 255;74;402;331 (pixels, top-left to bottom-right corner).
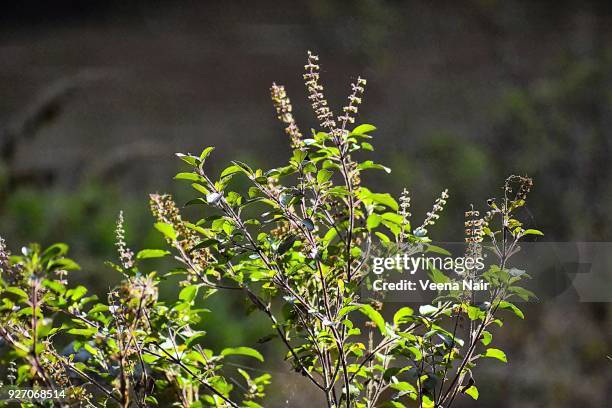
49;258;81;271
185;332;208;348
357;160;391;174
369;193;398;211
154;222;178;241
508;286;537;301
220;165;242;179
291;149;307;163
322;228;338;245
483;348;507;362
231;160;255;176
136;249;171;260
498;301;524;319
422;395;435;408
83;342;99;356
179;285;199;303
522;229;544;236
41;243;69;259
381;212;404;225
375;231;390;242
480;330;492;346
174;172;201;182
44;280;65;294
467;306;484;321
190;239;219;251
508;268;526;278
199;146;215;162
389;381;417;395
67;286;87;301
67;328;97;337
393;307;414;326
5;287;28;298
418;305;438;315
428;267;450;284
221;347;264;362
464;385;479;400
89;304;109;314
360;142;374;151
317;169;333;184
407;346;422;361
356;304;387;336
191;183;209;195
352;124;377;135
366;214;382;230
425;244;452;256
175;153;198;166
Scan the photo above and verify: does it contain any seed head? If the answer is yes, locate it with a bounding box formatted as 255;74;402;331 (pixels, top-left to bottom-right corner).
270;83;303;148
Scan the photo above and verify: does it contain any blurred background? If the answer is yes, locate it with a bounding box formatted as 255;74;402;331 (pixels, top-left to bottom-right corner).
1;1;611;406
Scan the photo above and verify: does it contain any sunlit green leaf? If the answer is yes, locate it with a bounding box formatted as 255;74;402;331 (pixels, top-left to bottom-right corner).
136;249;171;259
221;347;264;362
483;348;507;362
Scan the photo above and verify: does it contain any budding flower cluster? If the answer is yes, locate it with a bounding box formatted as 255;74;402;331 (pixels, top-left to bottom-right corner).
115;211;134;270
149;194;209;270
338;77;367;126
6;361;17;385
118;275;159;310
399;188;412;219
0;237;10;274
0;237;22;284
270;83;303;148
397;188;413;242
415;189;449;236
347;160;361;188
304;51;336;130
55;269;68;285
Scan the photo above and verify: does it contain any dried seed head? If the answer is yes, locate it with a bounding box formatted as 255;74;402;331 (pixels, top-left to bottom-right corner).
270;83;303;148
40;346;70;389
464;204;484;278
66;385;94;406
464;205;484;245
504;175;533;203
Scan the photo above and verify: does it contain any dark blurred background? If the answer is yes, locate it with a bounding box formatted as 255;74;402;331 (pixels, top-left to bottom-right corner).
1;1;611;406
